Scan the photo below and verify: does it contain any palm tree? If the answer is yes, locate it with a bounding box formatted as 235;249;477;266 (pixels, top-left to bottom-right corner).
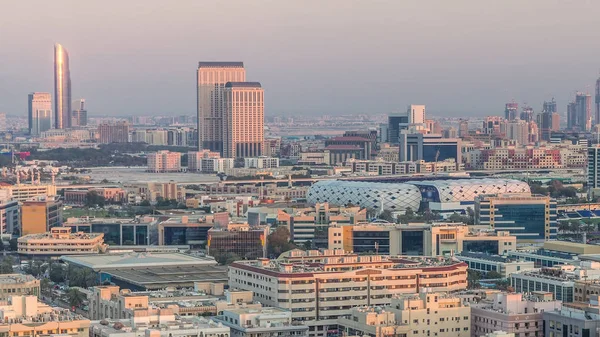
67;289;86;308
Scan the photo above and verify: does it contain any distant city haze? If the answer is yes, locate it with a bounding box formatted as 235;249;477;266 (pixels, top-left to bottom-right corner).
1;0;600;117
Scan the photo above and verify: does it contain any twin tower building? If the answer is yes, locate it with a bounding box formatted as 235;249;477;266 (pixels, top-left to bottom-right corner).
196;62;264;158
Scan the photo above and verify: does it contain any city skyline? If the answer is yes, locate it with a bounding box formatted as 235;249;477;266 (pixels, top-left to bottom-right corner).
2;1;600;117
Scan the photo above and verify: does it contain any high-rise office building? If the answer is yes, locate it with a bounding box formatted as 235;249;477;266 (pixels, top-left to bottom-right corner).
520;105;534;122
539;99;558;141
407;104;425;124
505;102;518;120
71;99;87;127
54;43;71;129
568;93;592;131
197;62;246;153
505;119;529;145
458;119;469;138
223;82;264;158
28;92;53;135
98;121;130;143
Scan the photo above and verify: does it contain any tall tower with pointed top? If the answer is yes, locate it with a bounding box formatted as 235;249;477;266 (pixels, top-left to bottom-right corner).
54;43;71;129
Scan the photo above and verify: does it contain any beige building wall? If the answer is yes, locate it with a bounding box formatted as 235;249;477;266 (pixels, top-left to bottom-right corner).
197;62;246;152
223;82;264;158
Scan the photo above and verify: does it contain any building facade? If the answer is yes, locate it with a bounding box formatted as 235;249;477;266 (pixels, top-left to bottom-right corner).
197;61;246;153
475;194;557;241
228;252;468;337
17;227;106;257
223;82;264;158
28;92;52;135
207;223;268;259
20;197;62;235
147;151;181;173
0;274;40;300
54;43;71;129
98;121;130;143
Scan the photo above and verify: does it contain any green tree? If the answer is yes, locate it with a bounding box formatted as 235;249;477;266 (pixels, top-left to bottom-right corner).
49;263;66;283
486;271;502;279
266;226;297;257
8;238;17;251
0;256;14;274
379;210;394;222
40;278;52;295
467;269;482;289
67;288;86;308
85;190;106;207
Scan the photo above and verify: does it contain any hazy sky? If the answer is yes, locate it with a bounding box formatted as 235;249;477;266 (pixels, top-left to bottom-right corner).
1;0;600;117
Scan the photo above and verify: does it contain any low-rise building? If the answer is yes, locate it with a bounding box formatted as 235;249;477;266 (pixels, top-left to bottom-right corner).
0;274;40;300
228;252;468;337
456;252;535;277
509;262;600;302
207;222;268;260
0;182;57;202
244;156;280;169
471;292;561;337
543;297;600;337
215;307;308;337
17;227;106;257
89;316;229;337
328;222;516;256
89;284;258;320
0;295;90;337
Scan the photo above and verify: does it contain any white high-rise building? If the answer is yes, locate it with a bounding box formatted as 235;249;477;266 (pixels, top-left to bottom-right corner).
197;62;246;153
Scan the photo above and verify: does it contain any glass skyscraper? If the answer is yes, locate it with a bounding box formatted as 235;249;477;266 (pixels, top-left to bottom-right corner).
28;92;52;135
54;43;71;129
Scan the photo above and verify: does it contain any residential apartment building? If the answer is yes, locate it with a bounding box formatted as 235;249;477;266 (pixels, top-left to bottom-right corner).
215;307;309;337
20;196;62;235
187;150;222;172
472;292;561;337
147;151;182;173
0;296;89;337
17;227;106;257
0;274;40;300
328;223;517;256
228;252;468;337
223;82;264;158
475;194;557;241
348;159;461;176
244;156;279;169
98;121;130;143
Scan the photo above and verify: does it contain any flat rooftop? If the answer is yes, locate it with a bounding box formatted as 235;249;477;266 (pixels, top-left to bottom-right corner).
0;274;37;284
106;265;228;290
544;241;600;255
61;252;216;270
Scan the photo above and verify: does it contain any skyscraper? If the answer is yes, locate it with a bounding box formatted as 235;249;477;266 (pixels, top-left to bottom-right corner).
71;99;87;127
28;92;52;135
576;92;592;131
520;105;534;122
98;121;130;144
197;62;246;153
539;98;557;141
223;82;264;158
505;102;518;120
54;43;71;129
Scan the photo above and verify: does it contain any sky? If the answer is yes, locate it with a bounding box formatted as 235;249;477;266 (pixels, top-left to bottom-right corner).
1;0;600;118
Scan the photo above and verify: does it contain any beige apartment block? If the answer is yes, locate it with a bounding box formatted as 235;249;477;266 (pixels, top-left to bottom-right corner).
228;252;468;337
17;227;106;257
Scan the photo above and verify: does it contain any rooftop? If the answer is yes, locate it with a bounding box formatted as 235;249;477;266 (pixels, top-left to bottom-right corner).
105;265;228;290
457;252;523;263
198;61;244;68
90;316;227;334
0;274;37;284
61;252;217;270
225;82;261;88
